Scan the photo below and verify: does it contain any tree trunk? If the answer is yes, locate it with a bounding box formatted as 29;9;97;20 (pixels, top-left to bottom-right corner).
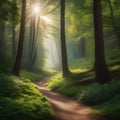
93;0;110;83
60;0;70;77
12;0;26;76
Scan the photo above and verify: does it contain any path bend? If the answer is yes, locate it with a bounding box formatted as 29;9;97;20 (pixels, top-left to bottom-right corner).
36;78;104;120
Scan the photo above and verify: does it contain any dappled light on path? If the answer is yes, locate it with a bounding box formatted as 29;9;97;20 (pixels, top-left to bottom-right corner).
39;87;92;120
36;78;103;120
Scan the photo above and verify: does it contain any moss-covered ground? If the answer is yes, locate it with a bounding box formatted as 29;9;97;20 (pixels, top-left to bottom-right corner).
0;71;54;120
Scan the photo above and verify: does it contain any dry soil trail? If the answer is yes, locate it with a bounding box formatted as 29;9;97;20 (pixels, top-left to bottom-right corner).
36;78;105;120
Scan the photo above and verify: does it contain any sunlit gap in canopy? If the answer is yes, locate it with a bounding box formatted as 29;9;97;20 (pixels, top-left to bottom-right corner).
28;1;60;70
33;5;40;14
41;14;60;69
32;4;41;15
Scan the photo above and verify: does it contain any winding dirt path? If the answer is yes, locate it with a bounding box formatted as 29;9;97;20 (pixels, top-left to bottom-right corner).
36;78;104;120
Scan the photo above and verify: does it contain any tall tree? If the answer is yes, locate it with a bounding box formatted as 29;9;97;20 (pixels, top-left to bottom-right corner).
93;0;110;83
12;0;26;76
60;0;70;77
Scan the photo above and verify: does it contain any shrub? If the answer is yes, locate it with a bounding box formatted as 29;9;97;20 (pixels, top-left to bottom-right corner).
79;81;120;105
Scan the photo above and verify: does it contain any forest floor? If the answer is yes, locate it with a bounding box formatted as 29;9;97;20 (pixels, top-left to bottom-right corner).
36;78;108;120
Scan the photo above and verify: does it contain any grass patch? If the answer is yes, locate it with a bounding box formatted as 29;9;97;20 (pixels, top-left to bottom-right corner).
46;73;86;99
68;58;93;70
21;69;55;82
0;73;53;120
46;73;69;90
21;70;44;82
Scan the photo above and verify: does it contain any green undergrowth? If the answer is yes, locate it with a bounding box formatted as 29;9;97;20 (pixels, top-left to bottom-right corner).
46;73;85;99
46;68;120;118
21;69;55;82
21;70;44;82
68;58;93;70
0;73;53;120
93;95;120;118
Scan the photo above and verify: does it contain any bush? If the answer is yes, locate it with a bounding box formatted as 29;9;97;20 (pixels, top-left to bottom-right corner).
79;81;120;105
93;95;120;118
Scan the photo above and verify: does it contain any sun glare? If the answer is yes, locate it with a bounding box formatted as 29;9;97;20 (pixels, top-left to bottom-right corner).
33;5;40;14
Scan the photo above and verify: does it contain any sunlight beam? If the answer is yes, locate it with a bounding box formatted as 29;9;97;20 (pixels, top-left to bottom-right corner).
41;16;52;24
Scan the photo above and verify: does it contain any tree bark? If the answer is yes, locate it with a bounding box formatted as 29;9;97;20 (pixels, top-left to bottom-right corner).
93;0;110;83
60;0;70;77
12;0;26;76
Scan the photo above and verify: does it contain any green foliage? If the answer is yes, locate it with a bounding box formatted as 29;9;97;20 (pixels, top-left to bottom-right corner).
68;58;93;70
21;69;54;82
93;95;120;118
66;0;94;62
46;73;68;90
0;97;53;120
0;0;19;23
46;73;85;99
0;74;53;120
79;81;120;105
